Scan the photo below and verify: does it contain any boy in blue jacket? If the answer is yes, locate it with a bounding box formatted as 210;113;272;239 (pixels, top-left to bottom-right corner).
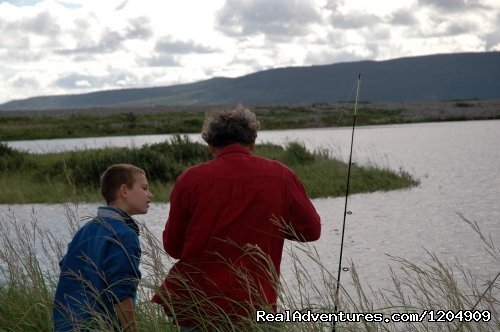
53;164;153;331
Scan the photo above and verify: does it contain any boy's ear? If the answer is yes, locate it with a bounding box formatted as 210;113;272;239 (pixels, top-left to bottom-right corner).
117;183;129;199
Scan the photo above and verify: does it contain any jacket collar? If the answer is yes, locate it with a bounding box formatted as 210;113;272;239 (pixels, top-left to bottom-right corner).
97;206;140;236
214;144;252;159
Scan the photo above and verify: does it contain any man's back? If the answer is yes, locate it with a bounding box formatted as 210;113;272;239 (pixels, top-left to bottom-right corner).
155;144;320;326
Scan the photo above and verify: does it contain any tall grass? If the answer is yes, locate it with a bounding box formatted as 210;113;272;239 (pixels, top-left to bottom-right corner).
0;209;66;331
0;207;497;331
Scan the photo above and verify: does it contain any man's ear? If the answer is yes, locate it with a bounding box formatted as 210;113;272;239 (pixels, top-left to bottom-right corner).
209;145;217;154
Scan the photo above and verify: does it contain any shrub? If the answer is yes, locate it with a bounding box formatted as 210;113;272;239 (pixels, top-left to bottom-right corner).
283;142;315;165
37;135;212;188
0;142;28;172
148;134;211;164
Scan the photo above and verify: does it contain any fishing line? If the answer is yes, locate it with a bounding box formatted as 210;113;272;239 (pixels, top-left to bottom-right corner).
455;270;500;331
335;80;359;128
333;73;361;332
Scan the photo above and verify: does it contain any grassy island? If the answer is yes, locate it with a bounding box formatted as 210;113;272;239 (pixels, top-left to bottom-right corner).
0;136;418;204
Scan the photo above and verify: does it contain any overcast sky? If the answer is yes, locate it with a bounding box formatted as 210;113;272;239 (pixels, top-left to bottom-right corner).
1;0;499;104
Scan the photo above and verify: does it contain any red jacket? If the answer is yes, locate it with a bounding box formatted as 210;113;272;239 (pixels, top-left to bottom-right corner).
152;144;320;328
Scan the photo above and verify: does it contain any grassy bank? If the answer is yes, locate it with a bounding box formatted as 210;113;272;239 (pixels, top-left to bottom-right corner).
0;136;418;204
0;208;498;331
2;100;500;141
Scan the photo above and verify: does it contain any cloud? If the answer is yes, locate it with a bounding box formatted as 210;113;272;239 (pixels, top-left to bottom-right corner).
485;13;500;50
304;49;368;66
154;37;217;54
389;9;418;26
52;71;140;89
10;74;40;88
0;49;45;61
20;10;61;34
417;0;487;11
0;0;499;105
115;0;128;11
216;0;322;37
445;21;479;35
3;0;43;6
329;11;382;29
0;10;61;42
0;33;31;50
55;29;123;55
124;16;152;39
53;73;100;89
55;17;152;55
144;54;179;67
142;35;219;72
55;0;81;9
405;10;486;39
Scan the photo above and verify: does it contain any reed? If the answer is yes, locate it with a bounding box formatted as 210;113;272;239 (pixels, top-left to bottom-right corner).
0;206;497;331
0;211;63;331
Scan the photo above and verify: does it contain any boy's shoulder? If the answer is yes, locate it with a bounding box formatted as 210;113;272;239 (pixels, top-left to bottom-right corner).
74;207;139;240
98;206;138;227
101;218;139;238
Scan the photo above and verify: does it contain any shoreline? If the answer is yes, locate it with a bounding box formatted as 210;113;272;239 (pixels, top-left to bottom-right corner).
2;99;500;141
1;99;500;117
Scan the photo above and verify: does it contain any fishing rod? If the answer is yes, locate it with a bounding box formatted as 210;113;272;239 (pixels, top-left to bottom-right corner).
333;73;361;332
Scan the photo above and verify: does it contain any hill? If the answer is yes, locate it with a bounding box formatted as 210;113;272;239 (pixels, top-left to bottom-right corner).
1;52;499;111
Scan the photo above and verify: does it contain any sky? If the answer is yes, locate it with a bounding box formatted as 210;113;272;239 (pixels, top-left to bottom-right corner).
0;0;499;104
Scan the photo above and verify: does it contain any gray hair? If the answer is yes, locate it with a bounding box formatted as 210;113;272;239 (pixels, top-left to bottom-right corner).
202;104;260;148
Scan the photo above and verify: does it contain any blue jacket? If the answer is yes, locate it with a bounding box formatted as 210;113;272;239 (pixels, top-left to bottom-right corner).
52;206;141;331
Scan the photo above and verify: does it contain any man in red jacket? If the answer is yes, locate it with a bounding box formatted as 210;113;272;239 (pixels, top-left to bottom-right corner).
153;105;321;330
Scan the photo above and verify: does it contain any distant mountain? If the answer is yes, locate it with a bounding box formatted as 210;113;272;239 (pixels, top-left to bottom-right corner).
1;52;499;110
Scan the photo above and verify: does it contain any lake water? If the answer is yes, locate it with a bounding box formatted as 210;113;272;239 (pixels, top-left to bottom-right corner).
2;120;499;303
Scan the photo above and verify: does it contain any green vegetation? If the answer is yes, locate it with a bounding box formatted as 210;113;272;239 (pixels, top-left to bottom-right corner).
230;106;406;130
0;137;418;204
3;100;499;141
0;111;205;141
0;208;498;330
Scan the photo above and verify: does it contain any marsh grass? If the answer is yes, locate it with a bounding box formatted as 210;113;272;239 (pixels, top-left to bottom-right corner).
0;211;64;331
0;138;418;204
0;206;498;331
3;101;500;141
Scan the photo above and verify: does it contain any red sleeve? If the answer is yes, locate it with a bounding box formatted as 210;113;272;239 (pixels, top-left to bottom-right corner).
285;171;321;242
163;180;189;259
